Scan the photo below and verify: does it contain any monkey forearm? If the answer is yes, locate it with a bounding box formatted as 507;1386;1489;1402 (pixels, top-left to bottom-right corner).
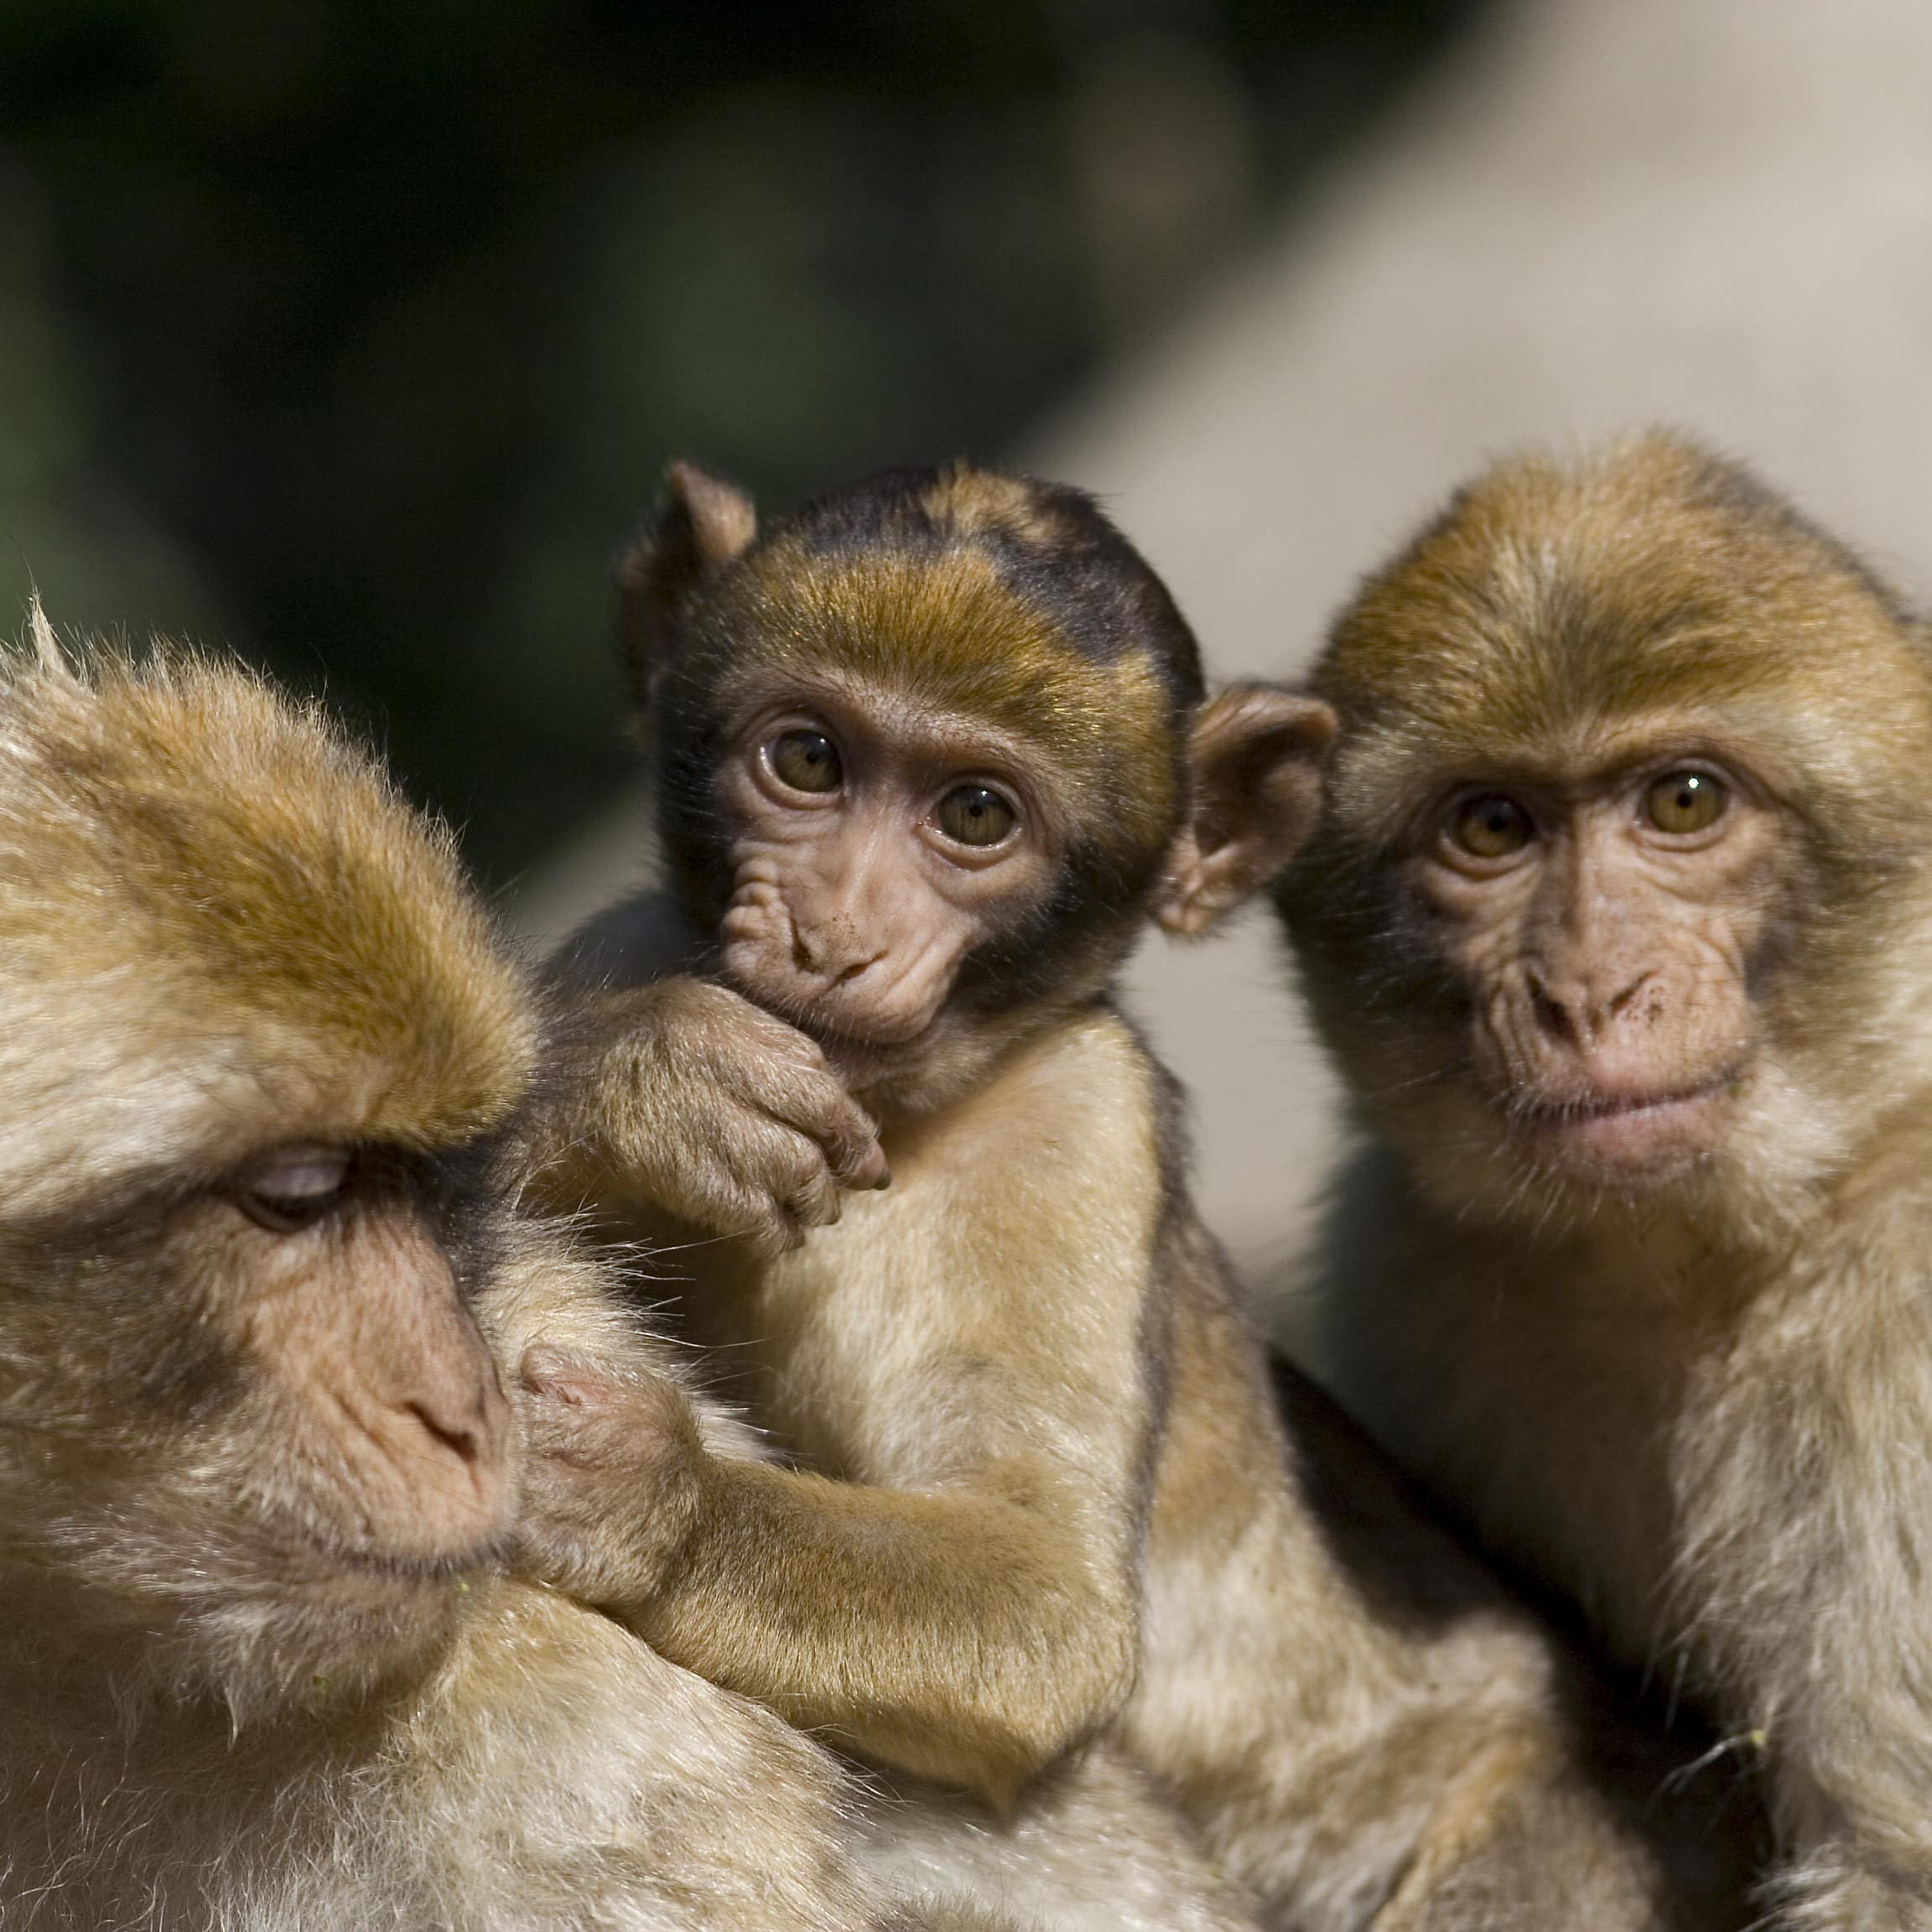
601;1454;1136;1803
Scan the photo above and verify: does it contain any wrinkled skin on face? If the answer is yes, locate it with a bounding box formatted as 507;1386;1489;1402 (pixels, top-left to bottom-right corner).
715;675;1064;1050
1414;747;1789;1177
8;1137;517;1711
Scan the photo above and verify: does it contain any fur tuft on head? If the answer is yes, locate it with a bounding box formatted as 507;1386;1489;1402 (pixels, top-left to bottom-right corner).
0;641;536;1219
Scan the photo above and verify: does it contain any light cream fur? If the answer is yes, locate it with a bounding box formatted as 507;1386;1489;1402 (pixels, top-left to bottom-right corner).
1281;435;1932;1930
0;635;995;1932
531;454;1768;1926
540;932;1764;1929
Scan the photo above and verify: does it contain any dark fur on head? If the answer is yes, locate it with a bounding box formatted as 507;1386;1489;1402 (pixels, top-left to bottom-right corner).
618;460;1208;1041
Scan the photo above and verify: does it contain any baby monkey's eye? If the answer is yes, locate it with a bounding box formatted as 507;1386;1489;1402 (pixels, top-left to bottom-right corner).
235;1146;353;1233
767;730;843;794
1643;770;1727;835
935;784;1016;849
1447;793;1534;861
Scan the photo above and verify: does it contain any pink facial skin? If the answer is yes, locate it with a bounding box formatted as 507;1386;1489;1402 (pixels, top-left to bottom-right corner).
713;677;1064;1049
1410;751;1786;1183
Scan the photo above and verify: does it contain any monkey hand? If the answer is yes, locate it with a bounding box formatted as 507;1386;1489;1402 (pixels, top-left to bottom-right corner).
512;1347;709;1609
584;975;889;1255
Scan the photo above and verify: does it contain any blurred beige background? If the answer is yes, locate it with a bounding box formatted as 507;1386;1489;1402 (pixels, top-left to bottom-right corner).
513;0;1932;1327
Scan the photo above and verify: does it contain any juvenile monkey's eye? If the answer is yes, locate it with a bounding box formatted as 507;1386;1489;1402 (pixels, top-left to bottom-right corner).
1447;793;1534;860
766;730;843;794
935;784;1016;849
235;1147;352;1233
1644;770;1727;835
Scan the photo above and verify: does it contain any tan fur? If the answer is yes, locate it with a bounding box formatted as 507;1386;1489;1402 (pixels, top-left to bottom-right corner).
0;636;997;1931
714;542;1179;852
525;460;1766;1929
1280;433;1932;1929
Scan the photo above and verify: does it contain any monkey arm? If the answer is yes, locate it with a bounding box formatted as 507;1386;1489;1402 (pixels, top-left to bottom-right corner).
641;1455;1138;1805
517;1353;1137;1806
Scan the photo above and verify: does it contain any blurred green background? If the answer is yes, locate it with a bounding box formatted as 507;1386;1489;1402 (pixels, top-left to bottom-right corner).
0;0;1480;886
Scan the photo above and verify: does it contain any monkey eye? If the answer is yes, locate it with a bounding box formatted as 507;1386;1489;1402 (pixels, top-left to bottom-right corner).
235;1146;353;1233
934;783;1017;849
1446;793;1534;861
1643;770;1727;836
766;730;843;795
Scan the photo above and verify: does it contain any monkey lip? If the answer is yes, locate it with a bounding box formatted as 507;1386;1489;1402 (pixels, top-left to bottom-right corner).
1511;1077;1737;1169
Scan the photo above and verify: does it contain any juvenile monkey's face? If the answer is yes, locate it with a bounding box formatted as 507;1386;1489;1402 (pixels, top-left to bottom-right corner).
713;673;1062;1046
1294;726;1840;1228
1381;740;1801;1197
1284;435;1932;1235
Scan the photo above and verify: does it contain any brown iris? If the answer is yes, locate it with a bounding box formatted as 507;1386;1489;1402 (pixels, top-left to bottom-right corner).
1449;793;1534;860
1644;770;1727;835
935;784;1015;848
768;730;842;794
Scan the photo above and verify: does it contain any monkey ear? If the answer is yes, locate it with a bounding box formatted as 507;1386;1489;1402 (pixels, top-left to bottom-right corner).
1156;684;1337;937
615;460;759;713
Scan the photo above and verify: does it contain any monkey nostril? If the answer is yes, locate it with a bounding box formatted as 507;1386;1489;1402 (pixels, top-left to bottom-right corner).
1607;973;1654;1020
834;953;882;985
1529;981;1578;1045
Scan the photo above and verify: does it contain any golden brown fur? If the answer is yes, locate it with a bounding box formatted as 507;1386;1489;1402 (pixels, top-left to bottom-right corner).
522;461;1765;1929
1278;433;1932;1929
0;624;1004;1931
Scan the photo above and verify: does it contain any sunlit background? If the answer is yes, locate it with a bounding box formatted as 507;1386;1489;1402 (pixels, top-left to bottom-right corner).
9;0;1932;1320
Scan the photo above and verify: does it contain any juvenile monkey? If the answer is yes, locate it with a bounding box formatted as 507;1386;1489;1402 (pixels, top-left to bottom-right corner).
0;620;997;1932
522;462;1763;1929
1275;433;1932;1931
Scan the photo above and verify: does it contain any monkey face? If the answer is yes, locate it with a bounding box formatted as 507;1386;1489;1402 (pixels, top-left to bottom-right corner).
710;673;1065;1047
0;1134;517;1715
0;650;538;1714
1282;433;1932;1232
1406;749;1784;1182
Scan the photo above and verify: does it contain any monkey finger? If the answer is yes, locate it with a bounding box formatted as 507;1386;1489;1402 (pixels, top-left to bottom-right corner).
518;1347;621;1410
776;1142;844;1235
684;1180;804;1257
740;1065;885;1189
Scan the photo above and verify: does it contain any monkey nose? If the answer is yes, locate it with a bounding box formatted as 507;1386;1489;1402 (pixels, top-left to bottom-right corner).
790;920;883;983
1526;967;1653;1046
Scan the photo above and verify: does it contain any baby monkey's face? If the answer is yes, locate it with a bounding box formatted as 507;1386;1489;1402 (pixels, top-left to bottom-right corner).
719;672;1066;1051
714;670;1064;1046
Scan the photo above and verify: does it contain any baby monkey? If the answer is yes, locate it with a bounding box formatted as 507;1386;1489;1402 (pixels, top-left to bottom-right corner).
523;462;1761;1929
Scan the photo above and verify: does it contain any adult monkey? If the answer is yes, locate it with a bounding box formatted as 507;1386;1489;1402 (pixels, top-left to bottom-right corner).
521;460;1762;1929
1275;432;1932;1931
0;616;1005;1932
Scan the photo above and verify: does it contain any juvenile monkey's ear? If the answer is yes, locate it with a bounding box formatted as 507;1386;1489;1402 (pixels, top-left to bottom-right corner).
1156;683;1337;937
615;460;759;712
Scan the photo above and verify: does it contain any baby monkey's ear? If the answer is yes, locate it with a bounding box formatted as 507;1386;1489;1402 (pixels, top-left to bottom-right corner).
615;460;759;712
1156;683;1337;937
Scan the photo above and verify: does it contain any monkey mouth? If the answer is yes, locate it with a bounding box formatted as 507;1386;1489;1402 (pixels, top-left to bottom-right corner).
1509;1075;1740;1171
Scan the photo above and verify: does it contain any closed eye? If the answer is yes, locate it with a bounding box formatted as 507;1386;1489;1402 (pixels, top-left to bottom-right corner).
233;1145;353;1233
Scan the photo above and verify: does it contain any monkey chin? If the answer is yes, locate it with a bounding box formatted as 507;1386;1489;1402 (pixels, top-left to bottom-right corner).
63;1502;512;1720
171;1550;497;1722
